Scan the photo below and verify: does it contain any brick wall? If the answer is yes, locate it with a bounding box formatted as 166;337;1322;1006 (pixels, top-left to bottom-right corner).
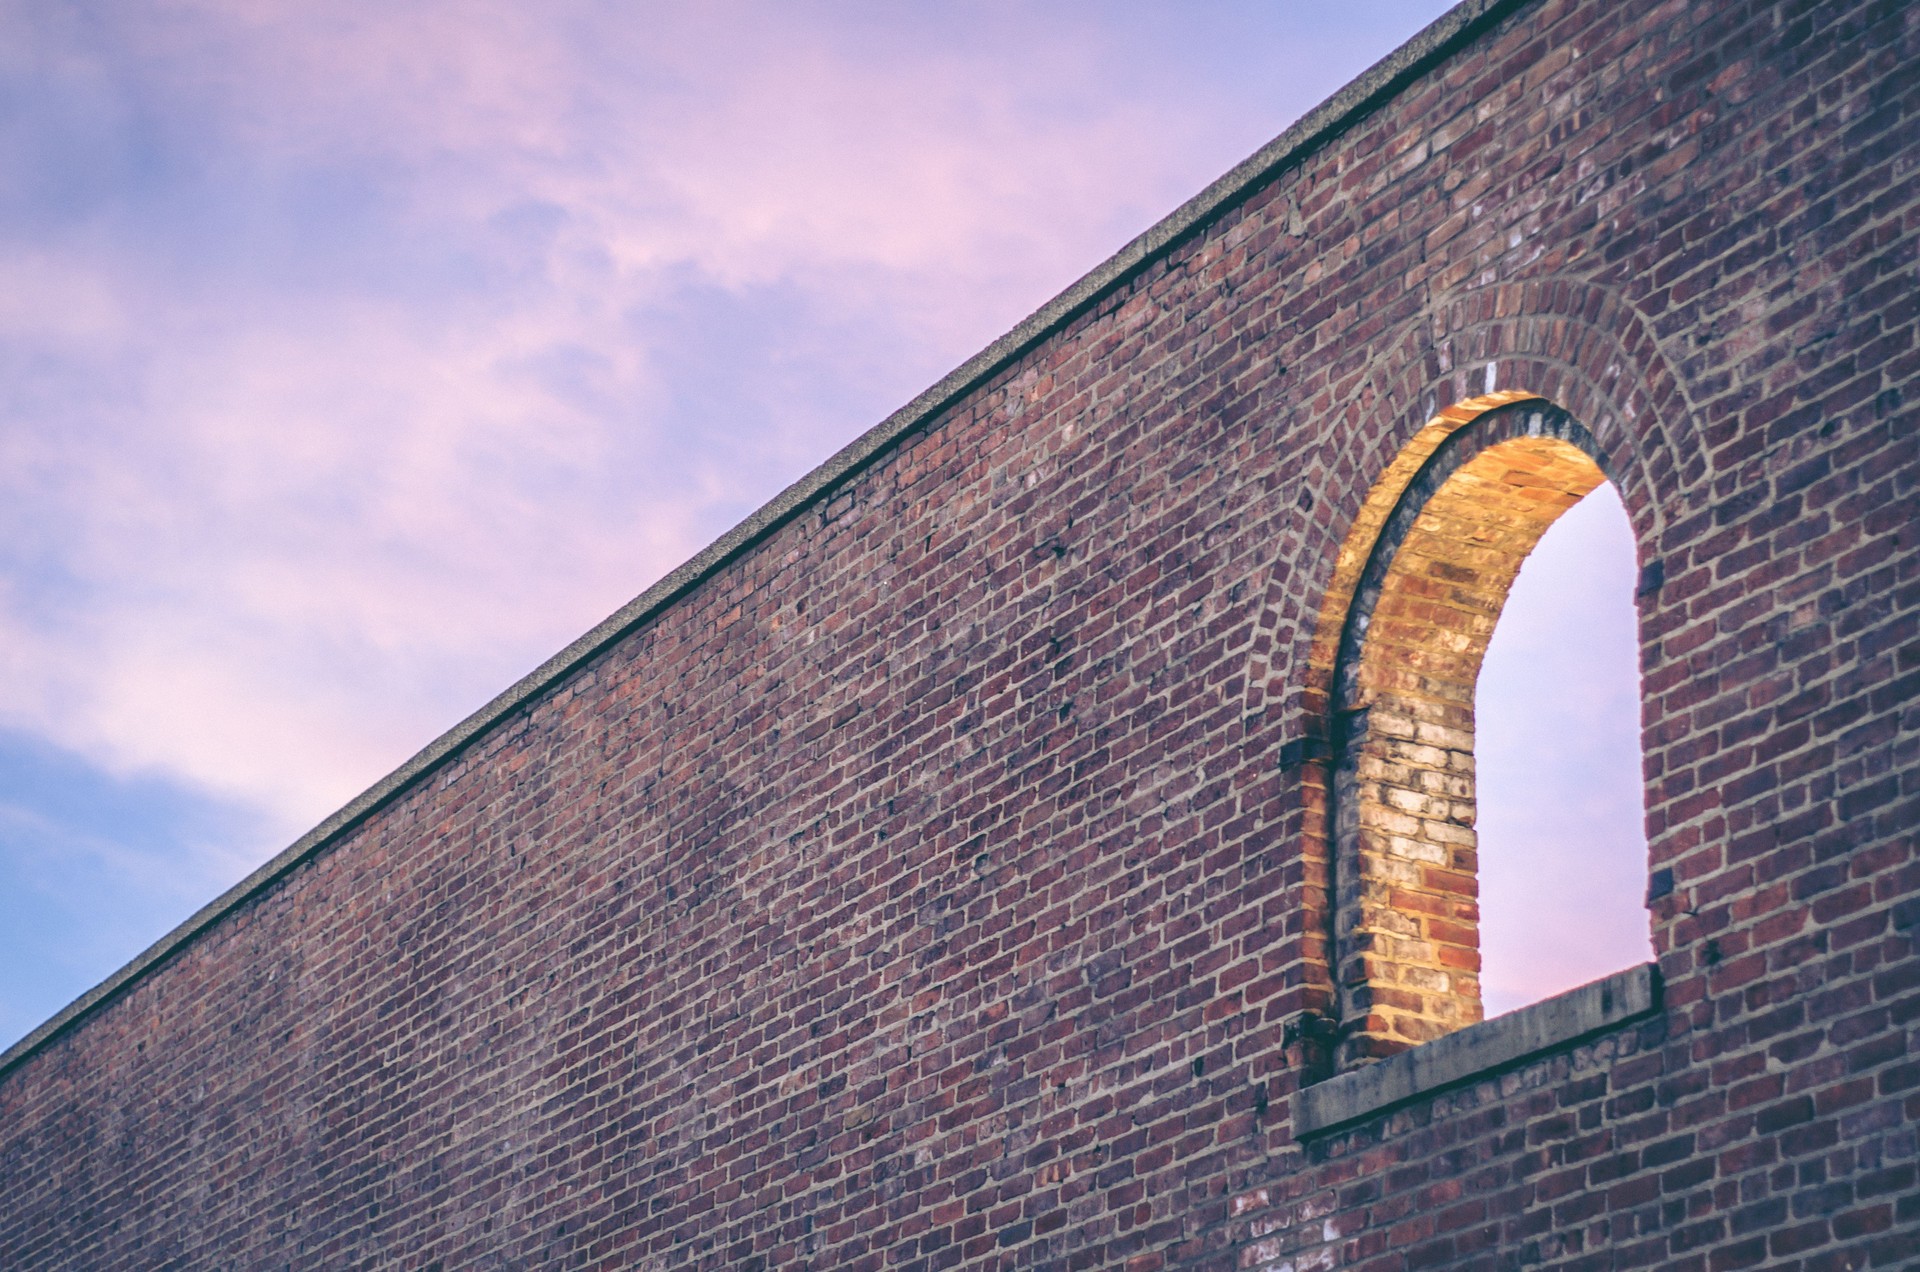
2;0;1914;1268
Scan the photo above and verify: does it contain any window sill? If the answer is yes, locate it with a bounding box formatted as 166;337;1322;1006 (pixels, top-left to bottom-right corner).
1294;962;1661;1138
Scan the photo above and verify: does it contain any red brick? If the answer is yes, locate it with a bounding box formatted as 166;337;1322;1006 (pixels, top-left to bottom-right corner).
1;1;1914;1269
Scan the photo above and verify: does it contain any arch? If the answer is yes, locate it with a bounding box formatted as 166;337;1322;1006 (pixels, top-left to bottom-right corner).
1237;279;1700;1067
1249;278;1698;756
1321;400;1637;1067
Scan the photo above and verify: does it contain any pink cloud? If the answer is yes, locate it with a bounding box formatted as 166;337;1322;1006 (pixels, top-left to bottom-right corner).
7;2;1460;840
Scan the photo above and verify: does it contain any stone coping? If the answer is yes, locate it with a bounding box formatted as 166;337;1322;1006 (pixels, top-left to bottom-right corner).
0;0;1531;1081
1294;963;1663;1138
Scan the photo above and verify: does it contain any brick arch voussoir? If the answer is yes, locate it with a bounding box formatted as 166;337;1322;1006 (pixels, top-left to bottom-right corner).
1410;280;1701;541
1245;277;1701;754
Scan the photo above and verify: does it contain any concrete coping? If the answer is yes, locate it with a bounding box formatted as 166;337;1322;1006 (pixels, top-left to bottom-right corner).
1294;963;1662;1138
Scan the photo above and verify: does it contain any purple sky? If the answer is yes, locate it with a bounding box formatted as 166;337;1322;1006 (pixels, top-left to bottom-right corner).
0;0;1648;1049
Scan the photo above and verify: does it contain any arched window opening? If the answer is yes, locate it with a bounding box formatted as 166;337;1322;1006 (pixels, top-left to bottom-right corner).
1476;483;1653;1016
1326;400;1650;1070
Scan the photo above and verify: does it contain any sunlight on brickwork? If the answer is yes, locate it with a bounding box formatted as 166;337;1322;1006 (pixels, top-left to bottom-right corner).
1328;403;1643;1067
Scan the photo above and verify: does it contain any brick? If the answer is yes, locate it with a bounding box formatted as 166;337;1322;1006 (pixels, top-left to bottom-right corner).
1;1;1914;1269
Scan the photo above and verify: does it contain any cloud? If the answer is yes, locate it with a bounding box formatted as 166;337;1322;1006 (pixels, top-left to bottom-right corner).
0;725;270;1045
6;0;1419;833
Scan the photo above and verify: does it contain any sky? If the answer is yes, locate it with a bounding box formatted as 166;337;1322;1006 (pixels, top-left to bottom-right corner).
0;0;1650;1051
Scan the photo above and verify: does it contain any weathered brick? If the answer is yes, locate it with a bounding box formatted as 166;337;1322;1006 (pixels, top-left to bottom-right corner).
0;0;1914;1268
